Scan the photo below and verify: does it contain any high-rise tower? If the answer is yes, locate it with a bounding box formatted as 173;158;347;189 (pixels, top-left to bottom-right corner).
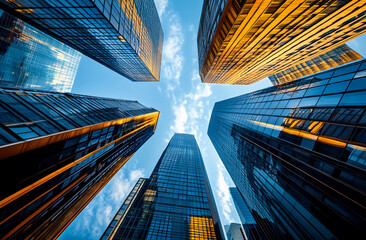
0;87;159;239
100;133;224;240
208;60;366;239
0;9;81;92
0;0;163;82
198;0;366;84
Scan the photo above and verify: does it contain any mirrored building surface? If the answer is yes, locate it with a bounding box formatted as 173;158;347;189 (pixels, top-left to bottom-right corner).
0;0;163;82
100;133;224;240
208;60;366;239
269;44;362;86
230;187;263;240
197;0;366;84
0;9;81;92
0;87;159;239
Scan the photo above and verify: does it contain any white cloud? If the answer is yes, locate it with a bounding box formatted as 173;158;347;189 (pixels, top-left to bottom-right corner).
154;0;168;17
73;167;144;239
162;13;184;94
169;70;212;144
216;162;234;222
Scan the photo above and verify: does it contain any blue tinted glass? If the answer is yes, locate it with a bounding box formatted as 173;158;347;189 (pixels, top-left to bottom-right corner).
323;81;350;94
333;63;359;77
298;97;319;107
347;77;366;92
329;73;355;84
316;94;342;107
354;70;366;79
305;86;325;97
339;91;366;106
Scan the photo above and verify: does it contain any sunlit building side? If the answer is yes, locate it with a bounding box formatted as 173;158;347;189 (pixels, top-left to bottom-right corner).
0;88;159;239
198;0;366;84
269;44;362;86
100;133;224;240
0;9;81;92
208;60;366;239
0;0;163;82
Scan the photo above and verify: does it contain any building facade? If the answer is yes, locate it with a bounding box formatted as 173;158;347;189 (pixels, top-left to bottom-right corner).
230;187;262;240
268;44;362;86
0;87;159;239
225;223;246;240
0;0;163;82
208;60;366;239
100;133;224;240
0;9;81;92
197;0;366;84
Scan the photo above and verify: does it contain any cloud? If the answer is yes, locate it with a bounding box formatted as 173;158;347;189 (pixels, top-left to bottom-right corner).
169;70;212;144
154;0;168;17
162;13;184;94
216;162;234;222
71;167;145;239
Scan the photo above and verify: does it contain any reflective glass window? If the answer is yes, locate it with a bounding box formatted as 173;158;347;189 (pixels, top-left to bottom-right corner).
347;77;366;92
316;94;342;107
304;86;325;97
339;91;366;106
323;81;350;95
333;64;359;77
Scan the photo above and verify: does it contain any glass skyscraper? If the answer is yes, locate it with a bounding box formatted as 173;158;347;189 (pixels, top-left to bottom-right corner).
0;9;81;92
100;133;224;240
0;87;159;239
197;0;366;84
0;0;163;82
208;59;366;239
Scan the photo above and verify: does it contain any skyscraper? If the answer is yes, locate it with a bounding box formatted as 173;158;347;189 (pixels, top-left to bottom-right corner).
0;0;163;82
100;133;224;240
208;59;366;239
0;87;159;239
197;0;366;84
0;9;81;92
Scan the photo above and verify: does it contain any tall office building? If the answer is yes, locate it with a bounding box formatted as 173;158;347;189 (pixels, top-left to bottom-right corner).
197;0;366;84
208;59;366;239
0;9;81;92
0;0;163;82
100;133;224;240
0;87;159;239
230;187;262;240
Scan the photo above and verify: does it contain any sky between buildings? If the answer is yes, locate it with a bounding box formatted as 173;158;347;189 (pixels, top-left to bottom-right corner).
58;0;366;239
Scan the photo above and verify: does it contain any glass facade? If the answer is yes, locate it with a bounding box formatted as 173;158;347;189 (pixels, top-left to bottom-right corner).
0;9;81;92
0;87;159;239
208;59;366;239
101;133;224;240
197;0;366;84
0;0;163;82
225;223;246;240
229;187;263;240
269;44;362;86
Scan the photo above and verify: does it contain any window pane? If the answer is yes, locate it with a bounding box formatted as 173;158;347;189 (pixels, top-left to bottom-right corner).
339;91;366;106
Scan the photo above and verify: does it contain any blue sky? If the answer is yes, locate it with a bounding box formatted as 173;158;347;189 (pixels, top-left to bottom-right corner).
58;1;366;239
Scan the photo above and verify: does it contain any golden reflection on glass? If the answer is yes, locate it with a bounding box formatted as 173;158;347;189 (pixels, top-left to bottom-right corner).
189;216;217;240
199;0;366;85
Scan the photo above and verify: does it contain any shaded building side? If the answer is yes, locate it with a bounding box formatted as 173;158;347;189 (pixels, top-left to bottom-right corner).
208;59;366;239
0;88;159;239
